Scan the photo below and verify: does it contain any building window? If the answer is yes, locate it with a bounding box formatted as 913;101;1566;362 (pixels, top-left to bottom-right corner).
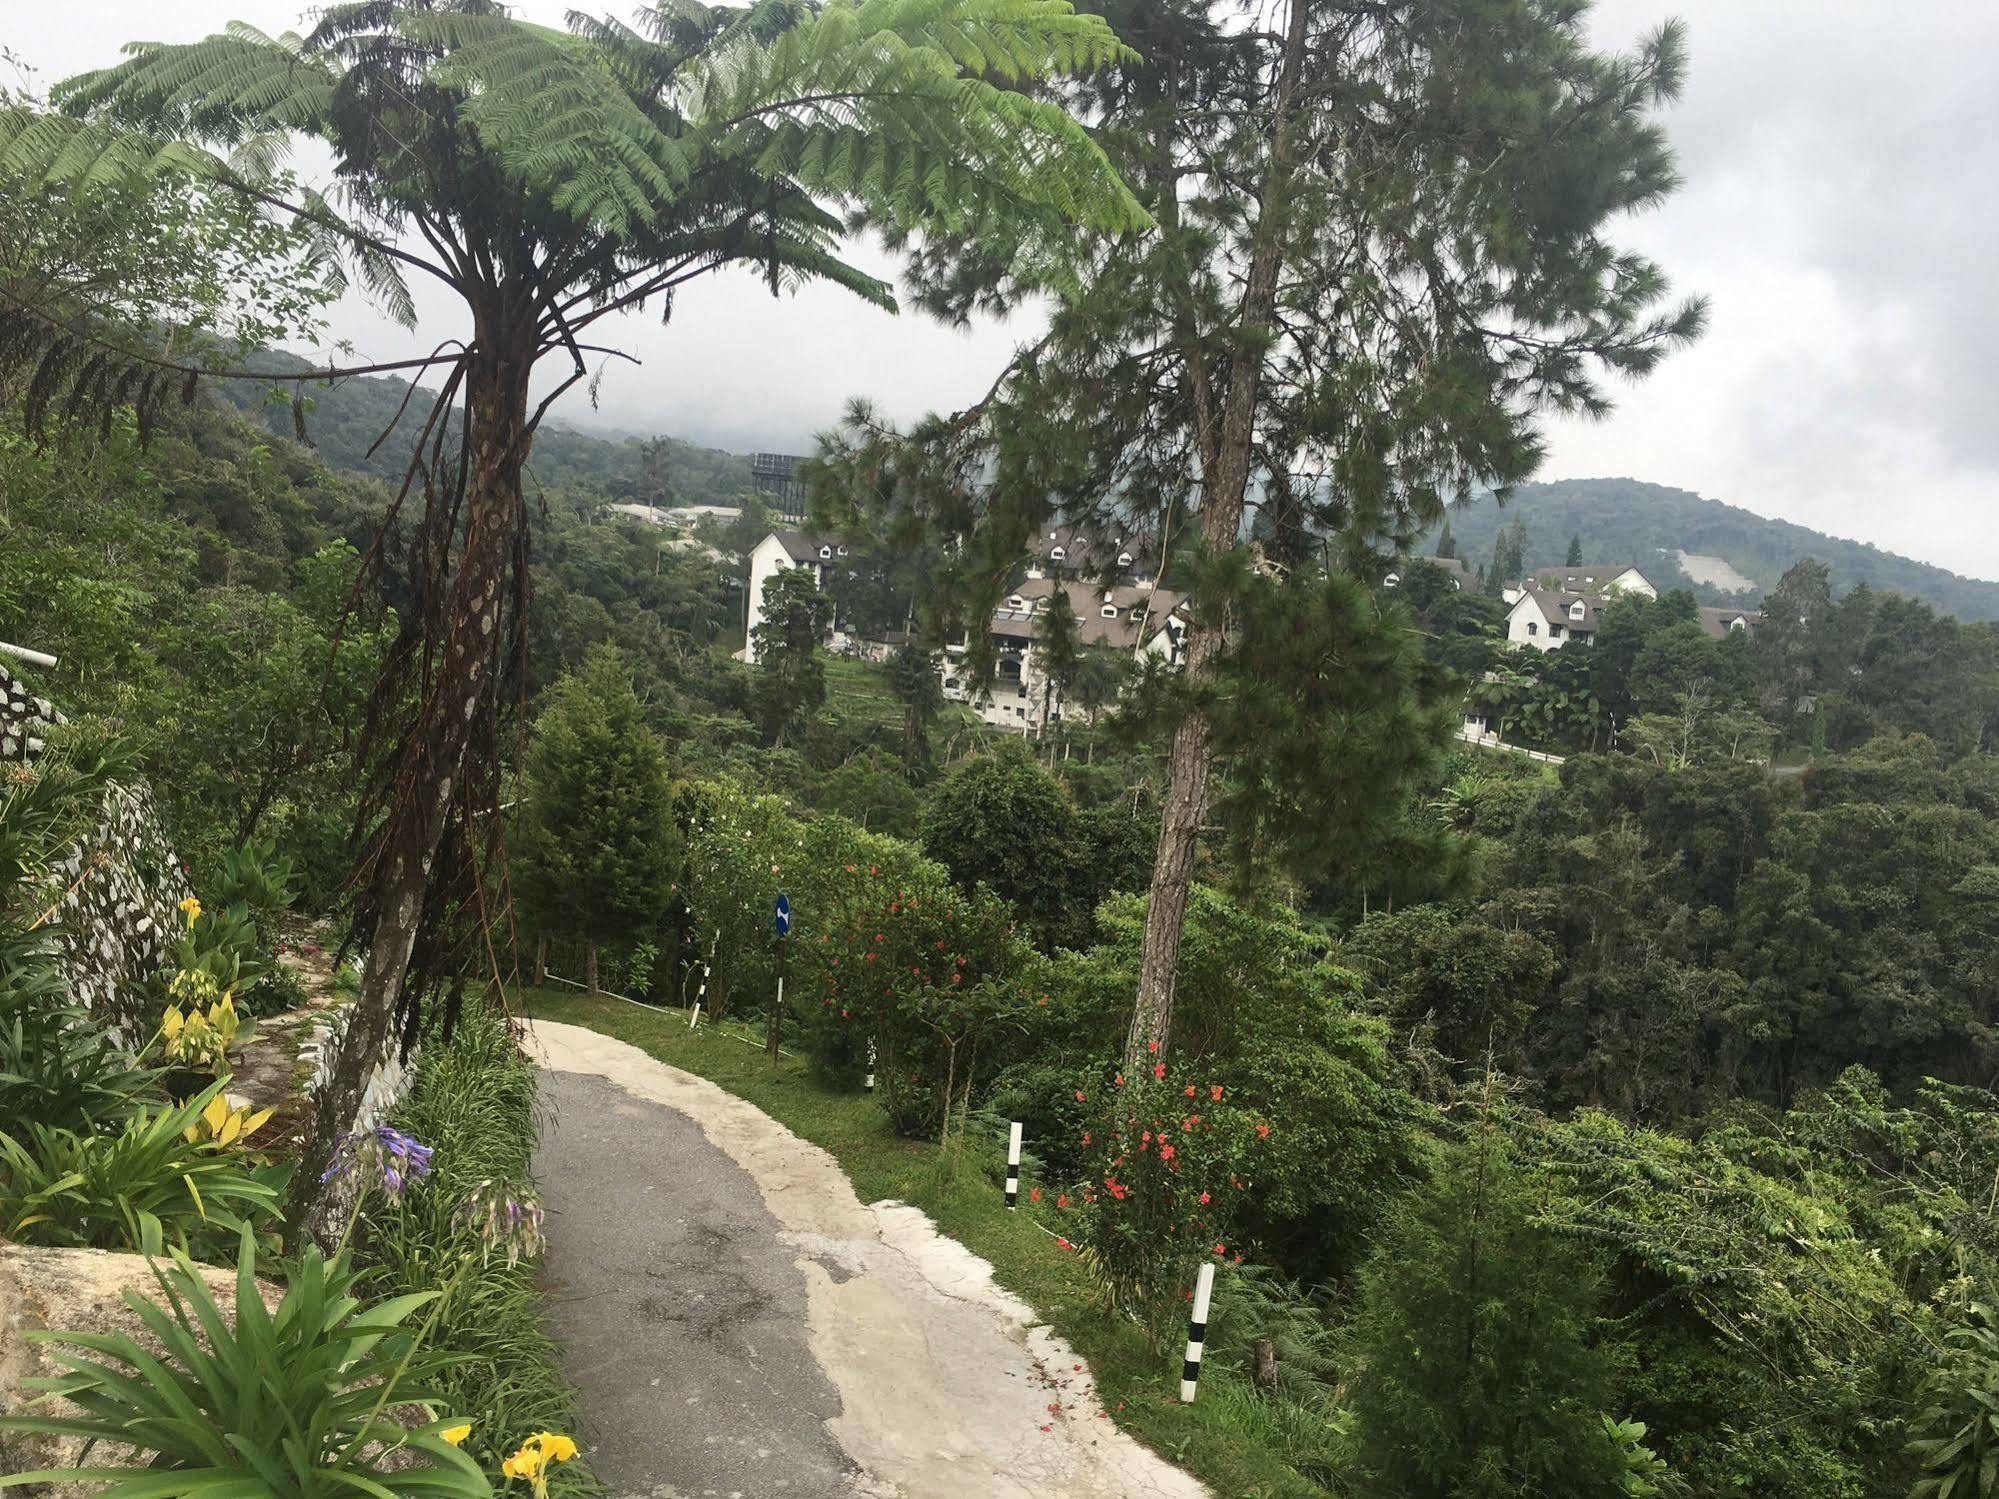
1569;601;1586;621
1550;623;1564;637
1117;551;1134;568
1050;546;1066;562
1526;622;1539;636
819;545;832;560
1101;605;1118;619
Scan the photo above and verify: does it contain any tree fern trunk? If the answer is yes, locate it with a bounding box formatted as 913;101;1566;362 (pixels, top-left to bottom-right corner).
292;318;532;1234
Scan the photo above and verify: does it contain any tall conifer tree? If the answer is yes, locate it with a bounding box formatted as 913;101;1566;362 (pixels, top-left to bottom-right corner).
817;0;1704;1061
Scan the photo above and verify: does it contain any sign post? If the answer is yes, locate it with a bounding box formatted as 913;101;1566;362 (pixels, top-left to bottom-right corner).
768;894;791;1061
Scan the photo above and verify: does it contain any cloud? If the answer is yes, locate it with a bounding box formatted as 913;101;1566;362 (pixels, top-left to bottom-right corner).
13;0;1997;579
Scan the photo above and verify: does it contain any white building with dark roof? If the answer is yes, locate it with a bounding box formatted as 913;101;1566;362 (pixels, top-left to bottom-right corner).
1506;589;1604;651
741;529;845;663
1520;563;1657;599
943;577;1190;730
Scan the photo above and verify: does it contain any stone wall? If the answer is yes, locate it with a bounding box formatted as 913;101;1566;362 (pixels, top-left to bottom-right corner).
3;659;413;1213
1;662;190;1039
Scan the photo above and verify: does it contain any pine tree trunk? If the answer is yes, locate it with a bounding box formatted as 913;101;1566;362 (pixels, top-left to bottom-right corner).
292;317;533;1233
584;940;599;995
1125;0;1313;1069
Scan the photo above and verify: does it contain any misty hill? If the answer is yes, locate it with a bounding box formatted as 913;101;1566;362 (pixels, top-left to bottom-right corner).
1425;477;1999;622
212;350;752;504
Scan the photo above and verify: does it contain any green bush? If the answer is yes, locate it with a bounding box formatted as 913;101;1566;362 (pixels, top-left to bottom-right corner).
359;1009;598;1497
0;1080;288;1257
0;973;156;1131
1343;1126;1630;1498
0;1226;488;1496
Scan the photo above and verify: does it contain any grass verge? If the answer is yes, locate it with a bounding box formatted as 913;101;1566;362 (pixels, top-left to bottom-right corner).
520;986;1335;1499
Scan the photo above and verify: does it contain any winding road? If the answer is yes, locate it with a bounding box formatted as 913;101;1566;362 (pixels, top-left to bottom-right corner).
527;1020;1207;1499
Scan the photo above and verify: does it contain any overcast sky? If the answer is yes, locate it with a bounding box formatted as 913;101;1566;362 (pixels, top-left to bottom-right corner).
13;3;1999;578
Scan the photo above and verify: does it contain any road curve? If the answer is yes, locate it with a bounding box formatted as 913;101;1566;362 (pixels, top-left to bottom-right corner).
527;1019;1207;1499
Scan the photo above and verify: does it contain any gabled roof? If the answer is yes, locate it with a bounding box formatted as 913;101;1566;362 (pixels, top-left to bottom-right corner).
1524;563;1650;594
1030;524;1155;578
1514;589;1602;633
767;528;835;564
992;577;1188;649
1697;606;1759;640
1423;556;1474;585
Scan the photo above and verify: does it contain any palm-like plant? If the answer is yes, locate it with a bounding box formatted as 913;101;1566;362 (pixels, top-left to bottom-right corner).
0;0;1146;1207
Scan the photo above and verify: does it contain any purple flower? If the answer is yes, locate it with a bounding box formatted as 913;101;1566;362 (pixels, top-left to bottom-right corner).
321;1125;435;1202
453;1179;547;1266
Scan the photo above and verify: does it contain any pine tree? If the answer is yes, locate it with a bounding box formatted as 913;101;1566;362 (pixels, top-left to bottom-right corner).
1568;533;1586;567
1346;1118;1626;1498
815;0;1704;1064
1436;520;1457;561
1487;520;1528;599
1035;585;1085;746
0;0;1148;1204
514;645;675;995
751;568;832;749
886;643;945;768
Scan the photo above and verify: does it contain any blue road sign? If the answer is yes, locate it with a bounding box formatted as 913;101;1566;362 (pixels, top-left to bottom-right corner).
774;893;791;938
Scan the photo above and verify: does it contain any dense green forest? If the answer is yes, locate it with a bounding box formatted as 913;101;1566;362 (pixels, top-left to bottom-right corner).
1424;476;1999;619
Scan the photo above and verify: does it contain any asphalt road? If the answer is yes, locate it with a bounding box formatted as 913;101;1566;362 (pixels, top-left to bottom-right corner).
529;1020;1208;1499
535;1066;858;1498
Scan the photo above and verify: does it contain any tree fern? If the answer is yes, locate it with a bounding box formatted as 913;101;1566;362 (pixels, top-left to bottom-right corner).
0;0;1148;1226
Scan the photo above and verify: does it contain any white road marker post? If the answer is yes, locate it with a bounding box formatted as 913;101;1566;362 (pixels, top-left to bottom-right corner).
1005;1120;1024;1209
690;963;708;1029
1181;1260;1216;1402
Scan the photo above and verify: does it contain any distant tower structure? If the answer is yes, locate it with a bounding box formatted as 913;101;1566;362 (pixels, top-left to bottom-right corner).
751;452;809;522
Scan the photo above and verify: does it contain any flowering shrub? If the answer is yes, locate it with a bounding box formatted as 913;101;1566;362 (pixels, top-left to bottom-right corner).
160;975;249;1075
322;1124;435;1203
454;1178;548;1267
1060;1061;1270;1324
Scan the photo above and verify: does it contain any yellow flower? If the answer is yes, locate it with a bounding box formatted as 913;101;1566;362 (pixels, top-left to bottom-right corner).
440;1422;472;1448
178;895;202;929
531;1433;578;1464
501;1432;578;1494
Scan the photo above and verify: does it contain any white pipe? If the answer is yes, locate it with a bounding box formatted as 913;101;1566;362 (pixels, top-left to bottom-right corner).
0;641;57;669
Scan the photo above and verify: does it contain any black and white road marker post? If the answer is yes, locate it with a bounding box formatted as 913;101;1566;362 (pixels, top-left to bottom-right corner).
1181;1260;1216;1403
689;962;709;1029
1005;1120;1023;1209
864;1039;876;1092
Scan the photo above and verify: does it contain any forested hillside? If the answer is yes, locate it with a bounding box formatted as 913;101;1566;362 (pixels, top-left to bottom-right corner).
1425;476;1999;619
213;349;753;502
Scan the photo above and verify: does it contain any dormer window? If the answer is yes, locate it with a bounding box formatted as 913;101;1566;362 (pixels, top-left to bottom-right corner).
1101;605;1119;619
1006;594;1026;611
1117;551;1134;569
1050;545;1067;562
1569;601;1586;621
836;545;849;556
818;545;833;560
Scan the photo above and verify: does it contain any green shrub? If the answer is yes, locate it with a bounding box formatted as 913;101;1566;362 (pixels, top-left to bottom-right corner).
359;1009;598;1497
0;1080;288;1257
1344;1126;1629;1498
210;835;302;920
165;900;270;995
0;1226;488;1496
0;973;156;1131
